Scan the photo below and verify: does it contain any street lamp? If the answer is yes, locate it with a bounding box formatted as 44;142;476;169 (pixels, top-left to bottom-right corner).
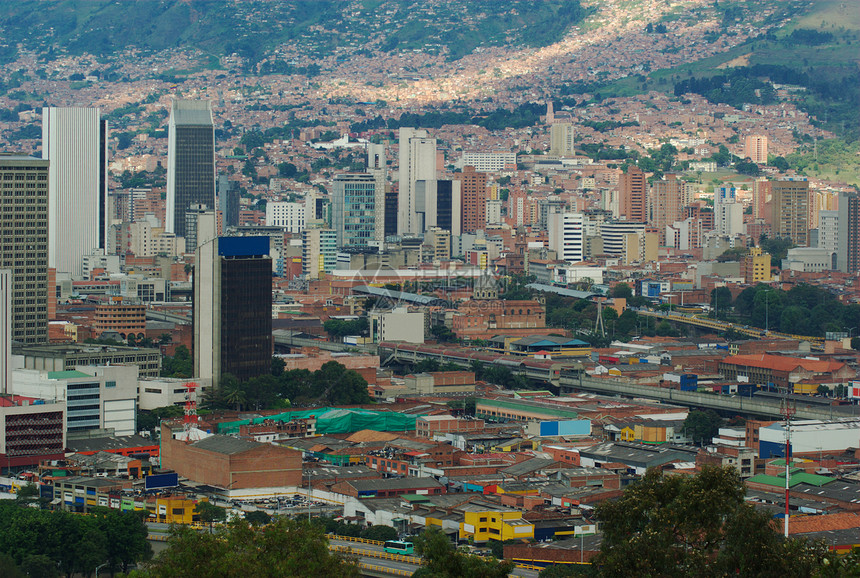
763;289;772;333
95;562;108;577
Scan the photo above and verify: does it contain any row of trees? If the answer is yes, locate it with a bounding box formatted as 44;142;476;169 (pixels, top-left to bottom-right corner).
131;518;358;578
203;360;372;411
0;502;151;577
712;282;860;338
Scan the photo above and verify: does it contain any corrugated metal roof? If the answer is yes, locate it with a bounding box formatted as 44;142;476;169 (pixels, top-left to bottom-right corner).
191;435;261;455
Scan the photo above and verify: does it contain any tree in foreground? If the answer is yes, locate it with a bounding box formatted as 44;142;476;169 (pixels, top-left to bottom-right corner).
134;518;358;578
412;528;513;578
594;466;833;577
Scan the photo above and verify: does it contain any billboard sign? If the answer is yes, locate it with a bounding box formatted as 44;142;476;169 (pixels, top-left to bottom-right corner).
145;472;179;491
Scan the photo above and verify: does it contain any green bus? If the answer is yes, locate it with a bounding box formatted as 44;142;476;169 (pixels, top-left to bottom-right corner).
383;540;414;555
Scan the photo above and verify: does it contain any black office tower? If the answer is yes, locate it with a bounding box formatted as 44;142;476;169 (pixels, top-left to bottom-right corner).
167;99;215;238
384;188;398;238
193;236;272;385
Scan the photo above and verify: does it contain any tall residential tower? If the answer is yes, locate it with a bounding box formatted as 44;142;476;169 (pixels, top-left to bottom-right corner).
0;156;49;344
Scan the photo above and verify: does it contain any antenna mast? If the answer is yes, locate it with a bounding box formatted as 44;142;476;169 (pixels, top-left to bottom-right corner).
183;381;199;442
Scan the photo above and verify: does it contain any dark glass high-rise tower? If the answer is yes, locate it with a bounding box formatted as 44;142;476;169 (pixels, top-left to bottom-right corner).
193;236;272;385
166;100;215;238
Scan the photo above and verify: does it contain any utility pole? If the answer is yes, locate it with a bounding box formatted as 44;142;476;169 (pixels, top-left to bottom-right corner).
781;392;796;538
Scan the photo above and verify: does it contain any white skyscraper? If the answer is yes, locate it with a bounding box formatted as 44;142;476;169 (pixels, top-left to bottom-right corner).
714;187;743;237
1;269;11;393
398;127;437;235
42;107;108;276
548;212;585;263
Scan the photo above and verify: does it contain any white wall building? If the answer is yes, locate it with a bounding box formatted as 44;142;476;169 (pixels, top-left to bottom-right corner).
548;212;585;263
42;107;107;277
372;307;424;344
11;365;138;436
457;152;516;172
398;128;437;235
781;247;836;272
138;377;213;411
759;419;860;457
266;201;306;233
714;187;743;237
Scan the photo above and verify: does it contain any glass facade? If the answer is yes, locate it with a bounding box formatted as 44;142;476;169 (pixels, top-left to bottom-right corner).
220;256;273;382
333;174;376;249
172;125;215;238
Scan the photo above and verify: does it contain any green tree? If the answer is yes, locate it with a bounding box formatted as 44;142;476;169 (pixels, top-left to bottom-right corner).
362;525;398;542
91;508;152;575
683;409;723;445
595;466;830;577
194;501;227;534
610;282;633;300
138;519;358;577
412;528;513;578
244;510;271;526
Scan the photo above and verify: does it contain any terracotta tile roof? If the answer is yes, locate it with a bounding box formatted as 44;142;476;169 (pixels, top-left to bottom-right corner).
345;429;401;443
789;512;860;535
722;354;845;373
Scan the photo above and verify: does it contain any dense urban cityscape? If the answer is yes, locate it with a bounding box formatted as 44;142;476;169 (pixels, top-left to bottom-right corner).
0;0;859;576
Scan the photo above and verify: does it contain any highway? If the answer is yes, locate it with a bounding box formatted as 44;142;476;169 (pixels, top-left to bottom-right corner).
328;536;540;577
381;345;855;420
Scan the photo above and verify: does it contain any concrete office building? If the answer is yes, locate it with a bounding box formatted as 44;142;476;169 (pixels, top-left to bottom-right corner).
1;270;10;393
194;237;272;385
184;204;217;252
415;179;461;236
651;175;689;245
42;107;109;277
458;152;516;172
218;175;240;229
771;179;809;247
0;398;66;472
367;143;387;242
166;100;215;238
549;122;576;157
266;201;305;233
13;343;162;377
714;187;743;237
11;365;138;436
332;173;377;249
837;192;860;274
548;212;585;263
398;128;437;235
302;228;337;279
0;155;49;344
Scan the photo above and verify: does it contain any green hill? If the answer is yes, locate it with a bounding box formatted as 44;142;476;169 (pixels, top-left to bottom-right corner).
0;0;586;64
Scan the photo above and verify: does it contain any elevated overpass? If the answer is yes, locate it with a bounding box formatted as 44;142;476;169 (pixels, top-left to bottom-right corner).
379;343;852;421
273;330;377;354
